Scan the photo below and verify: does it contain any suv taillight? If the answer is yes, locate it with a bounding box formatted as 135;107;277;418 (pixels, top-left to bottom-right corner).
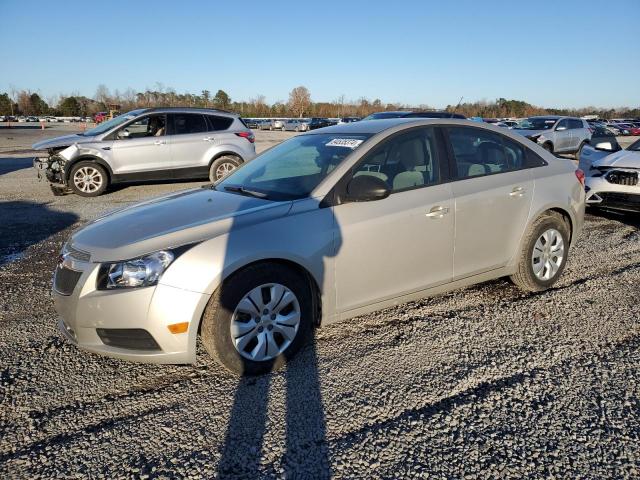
575;168;585;186
235;131;255;143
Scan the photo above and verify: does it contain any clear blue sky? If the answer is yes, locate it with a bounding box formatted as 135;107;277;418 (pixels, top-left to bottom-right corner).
1;0;638;109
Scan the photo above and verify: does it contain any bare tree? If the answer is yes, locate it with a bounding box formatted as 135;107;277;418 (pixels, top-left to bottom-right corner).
288;86;311;118
94;84;110;106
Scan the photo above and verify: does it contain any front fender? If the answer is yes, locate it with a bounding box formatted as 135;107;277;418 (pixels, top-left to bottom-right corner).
60;144;114;180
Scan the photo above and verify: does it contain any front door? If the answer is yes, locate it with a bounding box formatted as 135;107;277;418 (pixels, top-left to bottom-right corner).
109;114;171;175
444;126;534;279
333;127;454;313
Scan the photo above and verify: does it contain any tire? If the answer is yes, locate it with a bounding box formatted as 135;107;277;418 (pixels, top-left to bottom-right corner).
209;155;241;182
201;263;314;375
295;126;300;132
68;161;108;197
510;212;570;292
542;142;553;153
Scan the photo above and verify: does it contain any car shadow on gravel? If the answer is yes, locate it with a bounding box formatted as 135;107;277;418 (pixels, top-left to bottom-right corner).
0;157;35;176
586;208;640;229
0;201;78;267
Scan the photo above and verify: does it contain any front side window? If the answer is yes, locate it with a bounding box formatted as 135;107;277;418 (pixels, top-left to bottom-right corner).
216;133;370;200
171;114;207;135
116;114;166;139
352;128;440;192
447;127;527;179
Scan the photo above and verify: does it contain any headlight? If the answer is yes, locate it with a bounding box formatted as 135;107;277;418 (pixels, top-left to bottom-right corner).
99;250;174;289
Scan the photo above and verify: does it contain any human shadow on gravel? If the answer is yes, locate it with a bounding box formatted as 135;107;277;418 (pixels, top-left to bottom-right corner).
0;201;78;267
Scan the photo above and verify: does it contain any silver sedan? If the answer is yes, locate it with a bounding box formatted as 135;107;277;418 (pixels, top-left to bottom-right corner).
283;119;309;132
53;119;585;374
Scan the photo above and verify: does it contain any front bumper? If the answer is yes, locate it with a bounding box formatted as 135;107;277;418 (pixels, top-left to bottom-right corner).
585;175;640;212
54;260;210;364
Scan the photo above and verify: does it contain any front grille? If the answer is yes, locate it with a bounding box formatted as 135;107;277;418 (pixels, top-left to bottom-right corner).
65;244;91;262
54;267;82;296
605;170;638;186
96;329;161;351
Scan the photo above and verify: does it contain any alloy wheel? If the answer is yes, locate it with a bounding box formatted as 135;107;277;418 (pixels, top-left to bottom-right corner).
73;166;103;193
215;162;237;180
531;228;565;281
230;283;301;362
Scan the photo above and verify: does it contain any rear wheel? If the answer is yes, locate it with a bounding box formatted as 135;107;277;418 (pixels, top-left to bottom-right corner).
510;212;570;292
209;155;241;182
575;142;586;161
69;161;108;197
542;142;554;153
201;263;314;375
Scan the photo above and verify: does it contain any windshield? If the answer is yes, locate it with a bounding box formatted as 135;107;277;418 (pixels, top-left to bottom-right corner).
517;117;559;130
216;133;371;201
82;109;147;136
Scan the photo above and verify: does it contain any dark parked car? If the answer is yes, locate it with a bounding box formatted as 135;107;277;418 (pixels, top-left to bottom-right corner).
307;117;331;130
362;111;466;120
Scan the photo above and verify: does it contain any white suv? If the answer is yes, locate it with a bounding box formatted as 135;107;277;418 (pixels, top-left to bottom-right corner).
513;116;592;156
33;108;256;196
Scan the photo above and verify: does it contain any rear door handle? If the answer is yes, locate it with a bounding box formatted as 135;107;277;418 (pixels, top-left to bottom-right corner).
154;140;165;146
203;136;214;142
509;186;525;197
425;206;450;218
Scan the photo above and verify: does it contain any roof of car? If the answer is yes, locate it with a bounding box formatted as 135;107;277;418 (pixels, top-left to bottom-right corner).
140;107;238;117
304;117;474;135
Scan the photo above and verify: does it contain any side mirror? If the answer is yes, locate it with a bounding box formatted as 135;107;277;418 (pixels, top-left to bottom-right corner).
555;125;567;132
117;129;130;139
345;174;390;202
594;142;615;152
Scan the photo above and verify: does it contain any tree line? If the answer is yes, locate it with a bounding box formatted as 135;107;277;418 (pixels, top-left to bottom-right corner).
1;85;638;120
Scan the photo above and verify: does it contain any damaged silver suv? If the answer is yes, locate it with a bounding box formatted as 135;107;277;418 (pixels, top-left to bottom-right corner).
33;107;256;196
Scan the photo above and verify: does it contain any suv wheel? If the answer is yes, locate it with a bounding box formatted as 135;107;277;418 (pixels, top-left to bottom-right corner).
510;212;570;292
576;142;586;161
201;263;314;375
209;155;241;182
69;161;108;197
542;142;554;153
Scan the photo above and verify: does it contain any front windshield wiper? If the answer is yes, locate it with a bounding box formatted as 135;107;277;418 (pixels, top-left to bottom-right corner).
223;185;269;199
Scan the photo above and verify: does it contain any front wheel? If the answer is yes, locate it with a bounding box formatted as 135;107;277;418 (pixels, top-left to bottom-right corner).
209;155;241;182
200;263;314;375
69;161;108;197
510;212;570;292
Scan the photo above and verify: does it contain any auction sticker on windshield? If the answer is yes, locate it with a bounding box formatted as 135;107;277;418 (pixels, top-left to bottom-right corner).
326;138;364;149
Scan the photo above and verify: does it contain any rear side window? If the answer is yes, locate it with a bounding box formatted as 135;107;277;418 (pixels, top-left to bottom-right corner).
207;115;234;131
556;119;570;130
171;114;207;135
446;127;542;179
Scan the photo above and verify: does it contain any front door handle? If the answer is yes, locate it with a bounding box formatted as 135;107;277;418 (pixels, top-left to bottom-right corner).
154;140;166;146
509;186;525;197
203;136;214;142
425;206;450;219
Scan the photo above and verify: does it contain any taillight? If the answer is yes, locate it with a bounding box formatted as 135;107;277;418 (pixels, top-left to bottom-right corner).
235;131;255;143
575;168;585;186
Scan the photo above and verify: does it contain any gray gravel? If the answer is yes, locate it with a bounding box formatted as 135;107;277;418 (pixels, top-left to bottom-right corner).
1;126;639;479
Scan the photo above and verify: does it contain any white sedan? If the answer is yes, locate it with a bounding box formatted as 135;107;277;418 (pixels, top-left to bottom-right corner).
580;137;640;212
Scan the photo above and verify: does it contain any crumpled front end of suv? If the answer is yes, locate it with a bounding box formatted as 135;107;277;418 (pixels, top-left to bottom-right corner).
584;150;640;212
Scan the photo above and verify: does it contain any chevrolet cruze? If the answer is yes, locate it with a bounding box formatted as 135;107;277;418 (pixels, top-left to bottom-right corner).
54;119;585;375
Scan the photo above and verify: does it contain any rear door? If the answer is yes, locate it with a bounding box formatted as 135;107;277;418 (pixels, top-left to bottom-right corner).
570;119;587;149
168;113;210;170
445;126;535;279
109;114;171;175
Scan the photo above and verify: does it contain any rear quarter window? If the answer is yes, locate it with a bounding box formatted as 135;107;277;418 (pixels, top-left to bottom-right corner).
207;115;234;131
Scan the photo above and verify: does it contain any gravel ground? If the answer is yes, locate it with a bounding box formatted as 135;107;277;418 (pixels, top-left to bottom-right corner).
0;126;639;478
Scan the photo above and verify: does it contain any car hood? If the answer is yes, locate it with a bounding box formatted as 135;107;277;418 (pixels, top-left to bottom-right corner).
512;129;547;138
593;149;640;169
70;188;293;262
32;133;97;151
